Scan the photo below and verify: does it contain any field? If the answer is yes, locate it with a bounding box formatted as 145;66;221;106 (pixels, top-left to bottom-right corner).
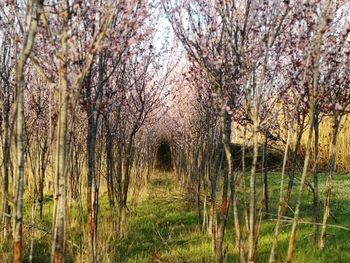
1;171;349;263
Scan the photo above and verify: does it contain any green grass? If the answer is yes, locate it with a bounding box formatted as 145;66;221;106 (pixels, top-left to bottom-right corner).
1;171;349;262
114;173;212;263
113;171;350;262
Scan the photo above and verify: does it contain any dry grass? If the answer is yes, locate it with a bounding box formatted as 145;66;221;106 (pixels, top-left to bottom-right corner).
306;115;350;171
232;114;350;171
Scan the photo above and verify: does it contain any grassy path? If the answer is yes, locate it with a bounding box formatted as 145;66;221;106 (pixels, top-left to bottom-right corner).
114;172;350;263
115;172;212;263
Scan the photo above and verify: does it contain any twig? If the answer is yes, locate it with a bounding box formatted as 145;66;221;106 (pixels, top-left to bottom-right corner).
266;213;350;231
22;222;83;251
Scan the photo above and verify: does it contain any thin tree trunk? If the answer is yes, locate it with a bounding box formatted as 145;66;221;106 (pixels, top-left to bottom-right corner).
312;111;319;244
29;199;37;263
269;126;292;263
248;107;259;263
211;150;223;260
119;136;134;238
202;178;208;231
262;135;269;217
37;140;48;222
242;127;249;233
282;119;303;217
1;88;11;238
105;116;117;231
286;105;314;263
86;81;98;263
0;38;13;234
215;109;230;263
87;131;97;263
13;1;41;261
202;143;210;231
212;187;219;262
116;131;124;237
231;164;246;262
196;166;202;221
286;3;329;258
319;114;340;249
51;7;69;262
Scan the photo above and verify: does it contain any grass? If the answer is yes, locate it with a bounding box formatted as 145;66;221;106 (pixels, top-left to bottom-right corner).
1;171;349;262
115;171;350;263
114;173;212;263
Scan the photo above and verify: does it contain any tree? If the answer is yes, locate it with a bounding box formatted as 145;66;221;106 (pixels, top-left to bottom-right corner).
12;0;42;261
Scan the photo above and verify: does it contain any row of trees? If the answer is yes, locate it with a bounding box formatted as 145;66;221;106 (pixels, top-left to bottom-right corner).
0;0;173;262
163;0;350;262
0;0;349;262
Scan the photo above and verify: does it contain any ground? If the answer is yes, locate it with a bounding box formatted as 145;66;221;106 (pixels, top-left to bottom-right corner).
116;172;212;263
1;171;349;262
116;171;350;263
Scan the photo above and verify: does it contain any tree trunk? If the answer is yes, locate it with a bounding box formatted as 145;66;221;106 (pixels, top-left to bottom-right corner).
38;140;48;222
269;126;292;263
202;144;209;231
262;135;269;217
0;38;12;239
116;131;124;237
29;199;37;263
214;107;232;263
1;86;11;237
231;150;246;262
51;8;68;262
319;114;340;249
312;111;319;244
13;56;26;263
118;133;135;238
13;1;41;261
282;119;304;217
118;203;127;239
286;106;314;263
86;84;98;263
241;127;249;233
105;116;117;231
248;107;259;263
286;6;327;255
211;150;223;260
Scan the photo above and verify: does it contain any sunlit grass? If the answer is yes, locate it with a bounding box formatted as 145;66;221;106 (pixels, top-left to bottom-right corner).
1;171;349;262
114;171;350;263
